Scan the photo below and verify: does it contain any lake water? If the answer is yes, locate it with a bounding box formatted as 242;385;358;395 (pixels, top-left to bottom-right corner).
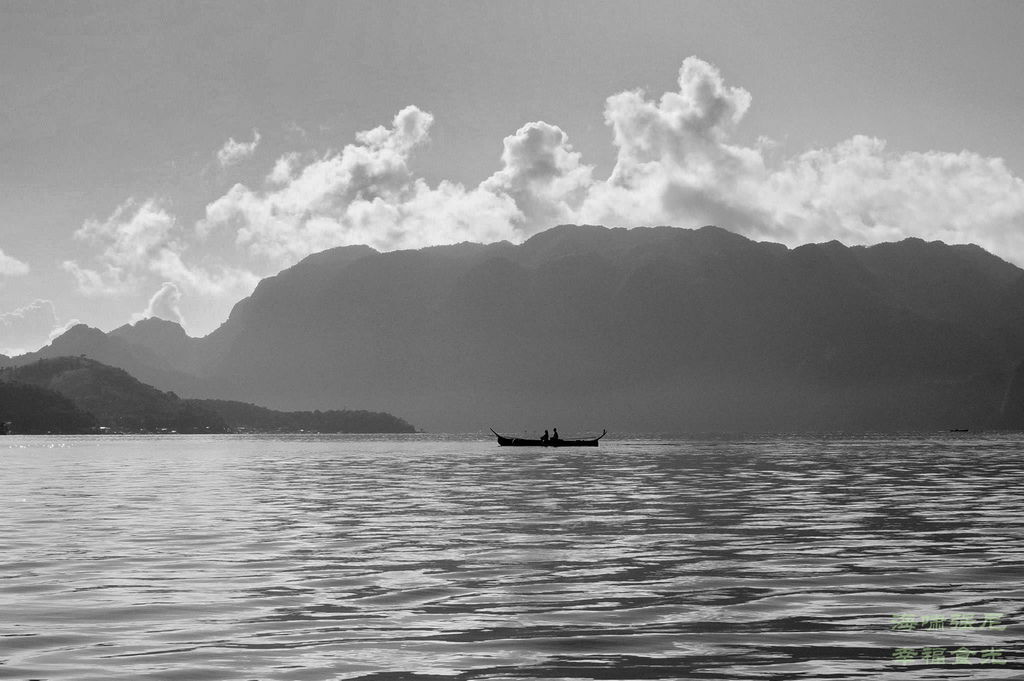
1;433;1021;680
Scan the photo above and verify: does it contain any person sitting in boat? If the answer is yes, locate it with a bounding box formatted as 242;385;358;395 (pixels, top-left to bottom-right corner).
540;429;550;444
551;428;560;443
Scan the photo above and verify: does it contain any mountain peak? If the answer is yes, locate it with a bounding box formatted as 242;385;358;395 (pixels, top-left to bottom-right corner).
111;317;190;342
178;223;1024;431
25;224;1024;432
61;322;104;337
291;244;378;270
48;323;108;349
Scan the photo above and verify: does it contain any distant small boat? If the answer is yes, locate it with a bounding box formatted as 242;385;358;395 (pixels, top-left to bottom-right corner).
491;428;605;447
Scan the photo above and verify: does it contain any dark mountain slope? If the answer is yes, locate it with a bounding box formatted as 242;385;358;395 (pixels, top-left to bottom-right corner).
31;224;1024;432
16;324;199;394
1;356;418;434
110;317;202;374
2;357;228;433
188;399;415;433
0;381;97;434
186;224;1024;432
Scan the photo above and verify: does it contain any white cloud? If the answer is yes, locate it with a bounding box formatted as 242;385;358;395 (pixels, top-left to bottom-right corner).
267;152;301;185
62;199;259;302
63;199;177;295
577;57;1024;258
200;105;523;266
481;121;594;229
200;57;1024;272
217;129;262;167
198;71;776;269
64;56;1024;338
0;248;30;278
761;137;1024;252
132;282;184;326
47;317;82;344
579;56;767;230
0;299;60;355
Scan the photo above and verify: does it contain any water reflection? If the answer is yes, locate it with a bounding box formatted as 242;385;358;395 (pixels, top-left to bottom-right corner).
1;434;1021;679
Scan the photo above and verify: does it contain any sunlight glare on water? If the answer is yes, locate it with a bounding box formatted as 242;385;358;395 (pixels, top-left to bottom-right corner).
1;433;1021;679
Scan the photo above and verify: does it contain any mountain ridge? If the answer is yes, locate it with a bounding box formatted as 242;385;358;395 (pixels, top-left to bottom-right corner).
20;224;1024;432
0;356;416;434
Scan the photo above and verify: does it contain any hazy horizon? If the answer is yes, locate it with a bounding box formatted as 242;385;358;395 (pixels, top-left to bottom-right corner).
3;1;1024;352
7;221;1022;352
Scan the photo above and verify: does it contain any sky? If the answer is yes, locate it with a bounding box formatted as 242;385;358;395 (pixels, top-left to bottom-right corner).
2;0;1024;352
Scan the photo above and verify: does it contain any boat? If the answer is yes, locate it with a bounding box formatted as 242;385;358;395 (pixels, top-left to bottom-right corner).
490;428;606;447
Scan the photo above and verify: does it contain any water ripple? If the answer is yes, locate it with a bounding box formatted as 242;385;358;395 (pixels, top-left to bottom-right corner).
1;433;1021;679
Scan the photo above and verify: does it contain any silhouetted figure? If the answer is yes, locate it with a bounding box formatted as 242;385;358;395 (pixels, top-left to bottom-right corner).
552;428;560;443
540;429;549;444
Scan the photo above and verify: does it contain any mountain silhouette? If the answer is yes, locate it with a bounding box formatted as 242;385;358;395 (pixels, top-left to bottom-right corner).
15;322;199;395
28;224;1024;432
1;356;415;434
0;379;97;433
110;317;203;375
1;356;226;433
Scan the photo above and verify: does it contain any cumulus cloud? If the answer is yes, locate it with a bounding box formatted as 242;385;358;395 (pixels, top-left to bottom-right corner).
0;299;60;355
217;129;261;167
267;152;301;185
201;108;605;270
132;282;185;326
200;105;522;264
761;137;1024;251
195;56;1024;270
62;199;260;302
63;199;177;295
579;56;767;230
481;121;594;228
64;56;1024;337
0;248;30;278
579;57;1024;258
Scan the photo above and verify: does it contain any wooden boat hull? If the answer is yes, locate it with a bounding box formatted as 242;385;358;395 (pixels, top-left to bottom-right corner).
491;429;605;447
